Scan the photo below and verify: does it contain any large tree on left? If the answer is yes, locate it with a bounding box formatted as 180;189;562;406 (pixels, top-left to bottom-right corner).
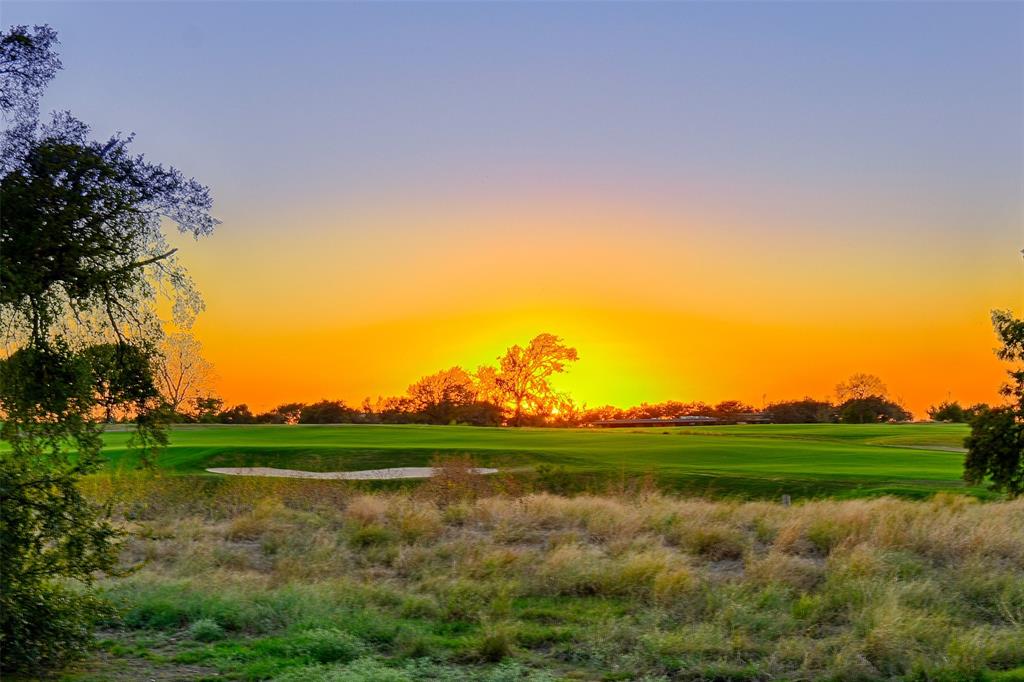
0;25;217;672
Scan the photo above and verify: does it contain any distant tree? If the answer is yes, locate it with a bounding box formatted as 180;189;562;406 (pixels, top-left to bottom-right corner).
154;332;214;416
299;400;358;424
369;395;417;424
837;396;911;424
82;342;162;423
258;402;305;424
765;398;836;424
623;400;700;420
216;404;256;424
712;400;756;420
484;333;579;426
964;403;990;422
964;309;1024;497
579;405;625;423
191;395;224;423
0;24;216;673
927;400;966;423
449;401;504;427
835;373;887;402
407;366;478;424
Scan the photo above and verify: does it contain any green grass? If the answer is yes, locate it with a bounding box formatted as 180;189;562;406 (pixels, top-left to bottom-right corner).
49;422;978;499
58;484;1024;681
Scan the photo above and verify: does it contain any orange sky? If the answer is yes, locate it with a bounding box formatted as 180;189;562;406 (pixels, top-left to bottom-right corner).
170;195;1022;418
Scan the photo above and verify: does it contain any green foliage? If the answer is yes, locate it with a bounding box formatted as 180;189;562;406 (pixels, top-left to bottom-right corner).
284;628;368;664
964;408;1024;497
0;342;125;671
0;576;114;672
477;623;516;662
348;524;398;548
188;618;226;642
964;310;1024;498
0;22;215;673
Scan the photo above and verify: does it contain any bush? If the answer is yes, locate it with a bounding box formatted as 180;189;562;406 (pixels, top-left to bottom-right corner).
0;582;112;672
187;618;225;642
287;628;368;664
478;623;516;662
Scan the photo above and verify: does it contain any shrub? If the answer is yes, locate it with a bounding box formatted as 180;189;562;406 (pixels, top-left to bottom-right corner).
747;552;824;591
478;623;516;662
187;617;225;642
349;524;397;549
0;581;113;673
287;628;368;664
675;525;746;560
652;567;698;605
415;454;494;506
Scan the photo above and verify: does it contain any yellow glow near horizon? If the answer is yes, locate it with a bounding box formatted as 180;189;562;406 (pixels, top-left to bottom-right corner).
168;193;1021;418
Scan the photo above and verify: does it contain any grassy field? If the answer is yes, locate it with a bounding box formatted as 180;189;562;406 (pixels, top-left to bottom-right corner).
85;422;976;499
59;478;1024;682
39;422;1024;681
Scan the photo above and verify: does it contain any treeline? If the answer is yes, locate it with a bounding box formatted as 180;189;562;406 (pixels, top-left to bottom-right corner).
180;371;955;427
172;334;578;427
159;330;983;428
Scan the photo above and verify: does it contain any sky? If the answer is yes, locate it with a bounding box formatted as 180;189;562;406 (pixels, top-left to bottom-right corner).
5;1;1023;416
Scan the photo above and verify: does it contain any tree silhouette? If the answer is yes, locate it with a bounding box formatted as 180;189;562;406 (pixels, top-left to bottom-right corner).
154;332;215;416
835;373;887;402
484;334;578;426
407;366;478;424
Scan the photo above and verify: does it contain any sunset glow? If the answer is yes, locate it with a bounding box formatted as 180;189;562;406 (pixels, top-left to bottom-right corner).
9;1;1022;417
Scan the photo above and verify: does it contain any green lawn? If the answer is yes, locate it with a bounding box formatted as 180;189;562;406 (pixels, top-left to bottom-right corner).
78;422;975;499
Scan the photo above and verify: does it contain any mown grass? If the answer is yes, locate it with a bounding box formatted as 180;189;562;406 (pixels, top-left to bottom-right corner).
24;422;979;500
60;473;1024;681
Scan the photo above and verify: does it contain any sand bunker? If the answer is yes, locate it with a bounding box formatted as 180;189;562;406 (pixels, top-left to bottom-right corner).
206;466;498;480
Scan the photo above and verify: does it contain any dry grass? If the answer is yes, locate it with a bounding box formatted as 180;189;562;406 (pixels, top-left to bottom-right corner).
81;473;1024;681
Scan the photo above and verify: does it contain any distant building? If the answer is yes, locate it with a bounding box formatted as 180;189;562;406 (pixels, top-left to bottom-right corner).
590;413;772;428
591;416;719;428
731;413;772;424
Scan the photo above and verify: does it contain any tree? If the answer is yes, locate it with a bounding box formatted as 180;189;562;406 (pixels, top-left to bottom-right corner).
257;402;306;424
154;332;214;416
964;310;1024;496
483;333;578;426
835;373;887;402
964;403;990;422
765;398;836;424
216;404;257;424
927;400;966;423
837;396;911;424
191;395;224;423
0;25;60;172
299;400;359;424
82;342;162;423
0;25;216;672
711;400;756;420
407;366;478;424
